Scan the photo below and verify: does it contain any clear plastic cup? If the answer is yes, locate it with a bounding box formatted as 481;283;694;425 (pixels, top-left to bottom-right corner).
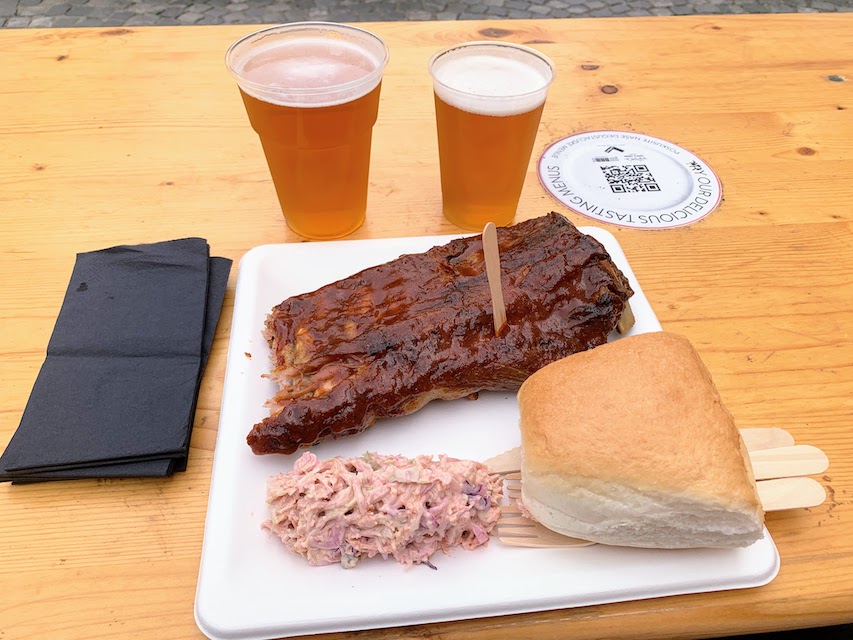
227;23;389;240
429;41;555;230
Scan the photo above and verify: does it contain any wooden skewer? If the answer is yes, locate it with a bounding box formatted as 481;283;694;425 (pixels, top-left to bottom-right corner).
749;445;829;480
739;427;795;451
482;222;508;337
756;477;827;511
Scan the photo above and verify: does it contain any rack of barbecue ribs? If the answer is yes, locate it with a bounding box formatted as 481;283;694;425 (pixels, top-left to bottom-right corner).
247;212;634;454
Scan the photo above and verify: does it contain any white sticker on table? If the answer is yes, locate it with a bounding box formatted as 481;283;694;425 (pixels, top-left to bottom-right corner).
538;131;723;230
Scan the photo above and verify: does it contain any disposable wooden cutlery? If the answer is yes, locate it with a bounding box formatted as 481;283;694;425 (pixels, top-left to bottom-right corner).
488;428;829;549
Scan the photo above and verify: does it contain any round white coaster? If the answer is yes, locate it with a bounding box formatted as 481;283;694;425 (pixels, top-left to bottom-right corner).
538;131;722;229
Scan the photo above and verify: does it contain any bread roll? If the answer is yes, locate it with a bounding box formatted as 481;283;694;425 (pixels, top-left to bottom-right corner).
517;331;764;549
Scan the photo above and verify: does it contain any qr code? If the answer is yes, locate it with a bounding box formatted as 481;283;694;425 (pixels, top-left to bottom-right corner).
600;164;661;193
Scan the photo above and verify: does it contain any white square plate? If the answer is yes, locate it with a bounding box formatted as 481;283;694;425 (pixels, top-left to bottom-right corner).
194;227;779;640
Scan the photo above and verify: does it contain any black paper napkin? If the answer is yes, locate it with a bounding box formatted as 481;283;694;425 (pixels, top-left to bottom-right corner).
0;239;232;482
4;256;232;483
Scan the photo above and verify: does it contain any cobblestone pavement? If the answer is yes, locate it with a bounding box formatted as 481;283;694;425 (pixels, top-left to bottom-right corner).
1;0;852;28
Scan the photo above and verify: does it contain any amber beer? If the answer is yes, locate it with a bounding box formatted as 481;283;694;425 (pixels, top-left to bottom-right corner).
226;24;389;240
429;43;555;230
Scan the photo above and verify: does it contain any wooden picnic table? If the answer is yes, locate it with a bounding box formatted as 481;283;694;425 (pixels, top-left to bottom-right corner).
1;13;851;640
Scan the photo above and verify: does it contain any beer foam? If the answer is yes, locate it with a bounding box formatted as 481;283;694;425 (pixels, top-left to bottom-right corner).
431;51;553;117
231;35;386;108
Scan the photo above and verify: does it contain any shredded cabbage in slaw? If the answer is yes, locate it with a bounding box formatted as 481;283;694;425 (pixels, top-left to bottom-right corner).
264;451;503;569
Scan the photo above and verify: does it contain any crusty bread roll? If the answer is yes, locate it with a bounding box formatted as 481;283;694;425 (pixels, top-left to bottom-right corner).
517;331;765;549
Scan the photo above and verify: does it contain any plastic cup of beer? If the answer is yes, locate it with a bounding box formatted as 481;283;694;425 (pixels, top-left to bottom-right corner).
428;42;555;230
226;23;389;240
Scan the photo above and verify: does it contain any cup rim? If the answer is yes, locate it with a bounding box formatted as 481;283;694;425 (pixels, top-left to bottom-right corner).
225;22;390;99
427;40;556;101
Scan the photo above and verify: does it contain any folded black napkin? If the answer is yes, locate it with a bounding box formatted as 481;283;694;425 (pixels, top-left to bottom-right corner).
0;238;231;483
